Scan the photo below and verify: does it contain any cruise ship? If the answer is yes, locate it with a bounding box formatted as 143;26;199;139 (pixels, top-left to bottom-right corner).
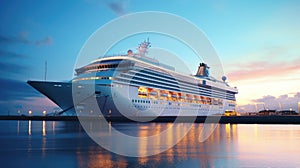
28;40;238;117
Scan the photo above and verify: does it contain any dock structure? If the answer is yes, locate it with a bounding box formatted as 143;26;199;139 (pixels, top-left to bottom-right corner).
1;115;300;124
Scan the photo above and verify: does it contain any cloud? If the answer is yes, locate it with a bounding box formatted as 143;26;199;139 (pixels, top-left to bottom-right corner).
0;61;29;77
227;58;300;82
0;97;58;115
0;31;53;46
0;77;58;114
253;95;276;103
0;32;30;45
0;31;54;115
238;92;300;112
0;77;42;102
0;50;30;78
35;36;53;46
86;0;128;16
106;1;128;16
295;92;300;98
0;49;26;58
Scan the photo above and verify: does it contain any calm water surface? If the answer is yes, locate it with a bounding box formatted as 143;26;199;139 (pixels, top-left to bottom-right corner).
0;120;299;167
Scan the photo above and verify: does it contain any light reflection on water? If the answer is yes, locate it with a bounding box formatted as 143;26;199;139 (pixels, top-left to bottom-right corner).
0;120;299;167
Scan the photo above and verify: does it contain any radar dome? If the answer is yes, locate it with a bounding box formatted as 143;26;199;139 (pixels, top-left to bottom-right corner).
127;49;133;56
222;76;227;82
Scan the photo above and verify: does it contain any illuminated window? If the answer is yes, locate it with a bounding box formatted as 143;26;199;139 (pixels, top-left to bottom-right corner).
138;86;148;98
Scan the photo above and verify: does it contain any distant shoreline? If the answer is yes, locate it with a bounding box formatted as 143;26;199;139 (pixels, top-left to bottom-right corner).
1;115;300;124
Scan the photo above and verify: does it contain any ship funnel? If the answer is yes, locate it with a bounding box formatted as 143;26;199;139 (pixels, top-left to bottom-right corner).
196;63;209;77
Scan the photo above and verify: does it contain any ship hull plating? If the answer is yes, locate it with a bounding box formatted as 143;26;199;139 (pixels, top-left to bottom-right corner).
28;80;235;117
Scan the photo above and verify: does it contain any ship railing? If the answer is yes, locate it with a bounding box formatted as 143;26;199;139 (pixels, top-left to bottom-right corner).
102;54;128;58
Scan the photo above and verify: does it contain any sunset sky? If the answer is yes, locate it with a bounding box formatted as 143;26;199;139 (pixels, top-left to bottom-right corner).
0;0;299;115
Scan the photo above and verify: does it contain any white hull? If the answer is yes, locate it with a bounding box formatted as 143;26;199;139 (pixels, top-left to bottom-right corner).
28;81;235;117
27;81;74;115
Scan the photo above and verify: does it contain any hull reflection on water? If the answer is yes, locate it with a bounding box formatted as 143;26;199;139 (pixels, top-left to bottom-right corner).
0;121;300;167
76;122;300;167
78;121;238;167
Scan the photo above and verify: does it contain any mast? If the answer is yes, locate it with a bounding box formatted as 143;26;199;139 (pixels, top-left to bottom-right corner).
137;38;151;56
44;61;47;81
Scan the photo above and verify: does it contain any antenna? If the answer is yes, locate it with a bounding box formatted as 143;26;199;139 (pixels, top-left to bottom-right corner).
44;61;47;81
137;39;151;56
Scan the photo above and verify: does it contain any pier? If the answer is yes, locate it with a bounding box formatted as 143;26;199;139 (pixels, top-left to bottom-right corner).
1;115;300;124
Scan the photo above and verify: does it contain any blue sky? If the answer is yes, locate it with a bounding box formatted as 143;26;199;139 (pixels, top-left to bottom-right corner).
0;0;299;115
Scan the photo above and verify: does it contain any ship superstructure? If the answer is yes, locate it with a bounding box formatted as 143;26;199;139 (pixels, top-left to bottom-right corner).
28;40;237;116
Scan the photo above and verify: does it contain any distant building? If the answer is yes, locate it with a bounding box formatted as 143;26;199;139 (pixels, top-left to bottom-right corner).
258;110;276;116
277;110;298;116
248;112;258;116
258;109;298;116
